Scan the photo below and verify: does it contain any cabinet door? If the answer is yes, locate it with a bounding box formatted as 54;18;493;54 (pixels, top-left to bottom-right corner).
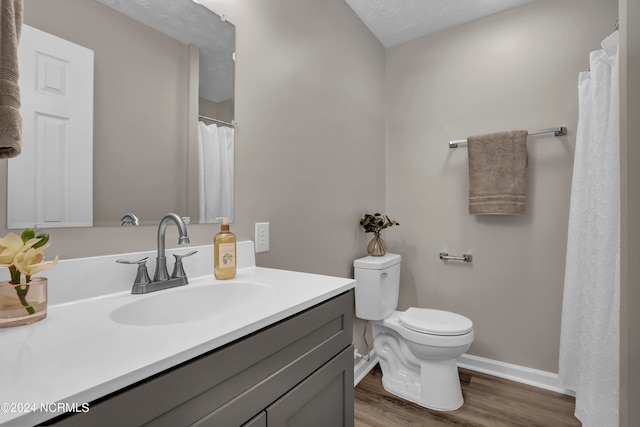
266;346;354;427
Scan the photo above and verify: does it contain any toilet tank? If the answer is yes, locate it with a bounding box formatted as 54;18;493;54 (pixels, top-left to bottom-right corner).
353;253;401;320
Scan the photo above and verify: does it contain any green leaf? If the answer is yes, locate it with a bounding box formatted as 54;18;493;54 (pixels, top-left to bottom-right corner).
33;234;49;249
21;228;35;243
360;212;400;233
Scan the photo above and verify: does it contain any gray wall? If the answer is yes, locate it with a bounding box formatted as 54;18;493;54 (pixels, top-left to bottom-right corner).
620;0;640;425
222;0;387;278
384;0;617;373
1;0;386;266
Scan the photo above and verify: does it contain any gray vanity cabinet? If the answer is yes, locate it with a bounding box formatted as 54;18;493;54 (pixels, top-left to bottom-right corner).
239;346;352;427
265;345;353;426
49;290;354;427
243;412;267;427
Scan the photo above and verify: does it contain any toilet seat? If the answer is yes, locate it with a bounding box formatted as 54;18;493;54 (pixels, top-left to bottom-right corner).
399;308;473;336
379;311;474;349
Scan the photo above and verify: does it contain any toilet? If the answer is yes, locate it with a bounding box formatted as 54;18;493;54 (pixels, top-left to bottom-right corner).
354;253;474;411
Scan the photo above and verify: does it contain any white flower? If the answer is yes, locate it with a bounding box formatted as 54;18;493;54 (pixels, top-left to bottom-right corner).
13;246;59;280
0;232;39;267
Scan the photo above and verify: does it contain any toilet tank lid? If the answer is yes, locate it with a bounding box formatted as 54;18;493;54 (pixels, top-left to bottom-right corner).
354;253;401;270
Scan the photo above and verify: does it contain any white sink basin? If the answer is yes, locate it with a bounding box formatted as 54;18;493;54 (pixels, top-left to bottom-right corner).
110;281;273;326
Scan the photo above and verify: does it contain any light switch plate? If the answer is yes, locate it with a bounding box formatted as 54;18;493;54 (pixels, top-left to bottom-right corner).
255;222;270;253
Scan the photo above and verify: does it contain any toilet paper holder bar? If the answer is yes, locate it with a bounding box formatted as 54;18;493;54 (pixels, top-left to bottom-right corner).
439;252;473;262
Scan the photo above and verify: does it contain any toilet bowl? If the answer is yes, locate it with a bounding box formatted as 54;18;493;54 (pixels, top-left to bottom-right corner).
354;253;474;411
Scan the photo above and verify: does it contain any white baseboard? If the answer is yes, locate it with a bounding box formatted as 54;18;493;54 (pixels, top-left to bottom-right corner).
354;349;378;386
457;353;575;397
353;351;575;397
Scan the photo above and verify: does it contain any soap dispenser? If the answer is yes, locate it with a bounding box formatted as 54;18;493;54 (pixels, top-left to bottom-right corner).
214;217;236;280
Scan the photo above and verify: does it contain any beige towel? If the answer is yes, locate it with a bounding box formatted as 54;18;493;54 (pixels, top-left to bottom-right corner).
0;0;23;159
467;130;528;215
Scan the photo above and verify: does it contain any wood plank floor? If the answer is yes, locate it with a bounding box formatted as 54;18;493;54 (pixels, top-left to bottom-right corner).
355;364;581;427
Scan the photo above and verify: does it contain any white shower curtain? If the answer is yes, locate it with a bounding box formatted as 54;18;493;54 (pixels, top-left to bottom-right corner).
559;31;619;427
197;122;234;223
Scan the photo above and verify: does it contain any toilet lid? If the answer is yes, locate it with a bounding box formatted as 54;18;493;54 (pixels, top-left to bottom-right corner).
399;308;473;336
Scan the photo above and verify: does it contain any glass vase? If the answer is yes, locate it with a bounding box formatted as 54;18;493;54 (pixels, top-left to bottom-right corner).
367;233;387;256
0;277;48;328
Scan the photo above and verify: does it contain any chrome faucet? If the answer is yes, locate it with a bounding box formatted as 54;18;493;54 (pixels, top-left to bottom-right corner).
120;212;140;226
154;213;190;281
117;213;196;294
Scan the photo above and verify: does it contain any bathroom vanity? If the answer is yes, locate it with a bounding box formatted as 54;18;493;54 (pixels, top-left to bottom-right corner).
52;291;354;426
0;243;355;426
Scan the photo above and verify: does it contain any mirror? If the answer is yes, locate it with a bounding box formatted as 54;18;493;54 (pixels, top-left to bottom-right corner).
12;0;235;227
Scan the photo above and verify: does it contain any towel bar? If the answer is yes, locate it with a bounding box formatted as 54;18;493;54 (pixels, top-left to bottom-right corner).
439;252;473;262
449;126;567;148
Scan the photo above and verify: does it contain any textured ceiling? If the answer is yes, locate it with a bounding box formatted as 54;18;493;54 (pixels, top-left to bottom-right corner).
93;0;535;100
345;0;535;47
97;0;235;103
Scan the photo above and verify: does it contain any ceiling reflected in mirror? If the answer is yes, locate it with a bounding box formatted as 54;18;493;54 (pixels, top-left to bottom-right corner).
96;0;234;103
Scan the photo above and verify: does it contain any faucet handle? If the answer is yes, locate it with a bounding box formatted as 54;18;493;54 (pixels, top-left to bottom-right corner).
116;257;152;285
171;250;198;279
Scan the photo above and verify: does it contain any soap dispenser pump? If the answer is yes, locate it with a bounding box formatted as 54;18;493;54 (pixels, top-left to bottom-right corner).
214;217;236;280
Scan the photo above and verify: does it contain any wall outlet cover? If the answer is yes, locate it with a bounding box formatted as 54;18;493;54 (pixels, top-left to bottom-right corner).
255;222;270;253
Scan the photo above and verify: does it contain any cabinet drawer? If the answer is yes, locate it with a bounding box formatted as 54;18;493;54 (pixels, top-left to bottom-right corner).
50;290;353;427
266;345;354;427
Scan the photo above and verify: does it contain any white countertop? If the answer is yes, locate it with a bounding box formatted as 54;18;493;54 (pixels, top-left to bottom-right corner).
0;242;355;426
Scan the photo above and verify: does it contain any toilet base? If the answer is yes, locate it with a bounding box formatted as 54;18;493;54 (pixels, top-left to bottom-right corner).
379;358;463;411
374;322;468;411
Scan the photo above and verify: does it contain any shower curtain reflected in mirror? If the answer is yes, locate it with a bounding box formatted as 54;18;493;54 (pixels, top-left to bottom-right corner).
559;31;619;427
197;122;234;223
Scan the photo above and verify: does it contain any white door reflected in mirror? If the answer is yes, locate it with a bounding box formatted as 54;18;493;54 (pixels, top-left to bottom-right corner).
8;25;94;229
